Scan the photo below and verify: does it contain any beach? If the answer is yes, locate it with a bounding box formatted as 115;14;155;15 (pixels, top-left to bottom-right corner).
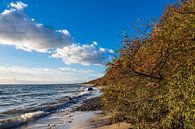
19;96;103;129
21;95;131;129
0;0;193;128
0;84;103;129
45;92;131;129
0;84;130;129
9;85;131;129
70;95;132;129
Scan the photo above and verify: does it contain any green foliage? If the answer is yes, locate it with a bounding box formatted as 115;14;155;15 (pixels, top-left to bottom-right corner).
98;0;195;128
161;69;195;129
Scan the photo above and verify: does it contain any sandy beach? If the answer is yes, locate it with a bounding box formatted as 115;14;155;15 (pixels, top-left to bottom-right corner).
70;96;132;129
18;87;131;129
68;96;131;129
70;111;132;129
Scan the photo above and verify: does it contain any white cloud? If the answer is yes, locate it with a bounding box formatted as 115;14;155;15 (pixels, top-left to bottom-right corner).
10;1;28;10
52;42;113;65
0;1;73;52
0;1;113;66
0;66;102;84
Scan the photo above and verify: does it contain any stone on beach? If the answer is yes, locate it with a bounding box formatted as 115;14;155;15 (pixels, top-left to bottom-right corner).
73;97;102;111
88;87;93;91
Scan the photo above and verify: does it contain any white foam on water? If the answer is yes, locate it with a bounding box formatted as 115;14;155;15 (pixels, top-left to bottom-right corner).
78;90;89;96
20;111;45;120
0;111;46;129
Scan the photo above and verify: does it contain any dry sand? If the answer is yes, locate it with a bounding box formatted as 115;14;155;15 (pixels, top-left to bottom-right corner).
70;111;132;129
96;123;132;129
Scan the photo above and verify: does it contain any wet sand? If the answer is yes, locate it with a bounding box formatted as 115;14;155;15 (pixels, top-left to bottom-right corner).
70;111;131;129
19;87;131;129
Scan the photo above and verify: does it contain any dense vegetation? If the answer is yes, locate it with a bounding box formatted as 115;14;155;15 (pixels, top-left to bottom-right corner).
91;1;195;128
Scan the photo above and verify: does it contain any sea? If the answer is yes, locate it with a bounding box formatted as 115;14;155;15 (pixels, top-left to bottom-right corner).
0;84;99;129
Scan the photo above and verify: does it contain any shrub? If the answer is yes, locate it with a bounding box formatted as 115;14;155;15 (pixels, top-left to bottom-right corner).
100;0;195;128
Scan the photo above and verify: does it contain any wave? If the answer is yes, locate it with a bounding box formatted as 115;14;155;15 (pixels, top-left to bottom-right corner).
0;87;95;129
0;111;47;129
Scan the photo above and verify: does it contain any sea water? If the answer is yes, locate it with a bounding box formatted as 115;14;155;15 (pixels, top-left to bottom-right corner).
0;84;96;129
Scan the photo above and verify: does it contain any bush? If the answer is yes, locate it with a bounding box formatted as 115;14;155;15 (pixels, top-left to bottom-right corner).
100;0;195;128
161;69;195;129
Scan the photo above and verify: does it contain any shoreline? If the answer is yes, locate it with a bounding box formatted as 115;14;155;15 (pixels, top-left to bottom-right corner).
18;86;104;129
70;84;132;129
23;85;131;129
0;85;101;129
1;84;131;129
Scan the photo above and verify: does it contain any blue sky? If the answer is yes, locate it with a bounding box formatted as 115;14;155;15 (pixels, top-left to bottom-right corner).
0;0;176;84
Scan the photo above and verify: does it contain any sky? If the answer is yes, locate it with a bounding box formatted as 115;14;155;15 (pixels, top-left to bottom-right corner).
0;0;176;84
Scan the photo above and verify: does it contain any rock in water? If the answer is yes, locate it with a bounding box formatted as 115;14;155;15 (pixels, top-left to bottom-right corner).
88;87;93;91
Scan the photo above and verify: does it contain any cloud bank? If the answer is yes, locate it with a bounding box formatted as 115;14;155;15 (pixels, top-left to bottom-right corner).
0;1;113;65
0;66;101;84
